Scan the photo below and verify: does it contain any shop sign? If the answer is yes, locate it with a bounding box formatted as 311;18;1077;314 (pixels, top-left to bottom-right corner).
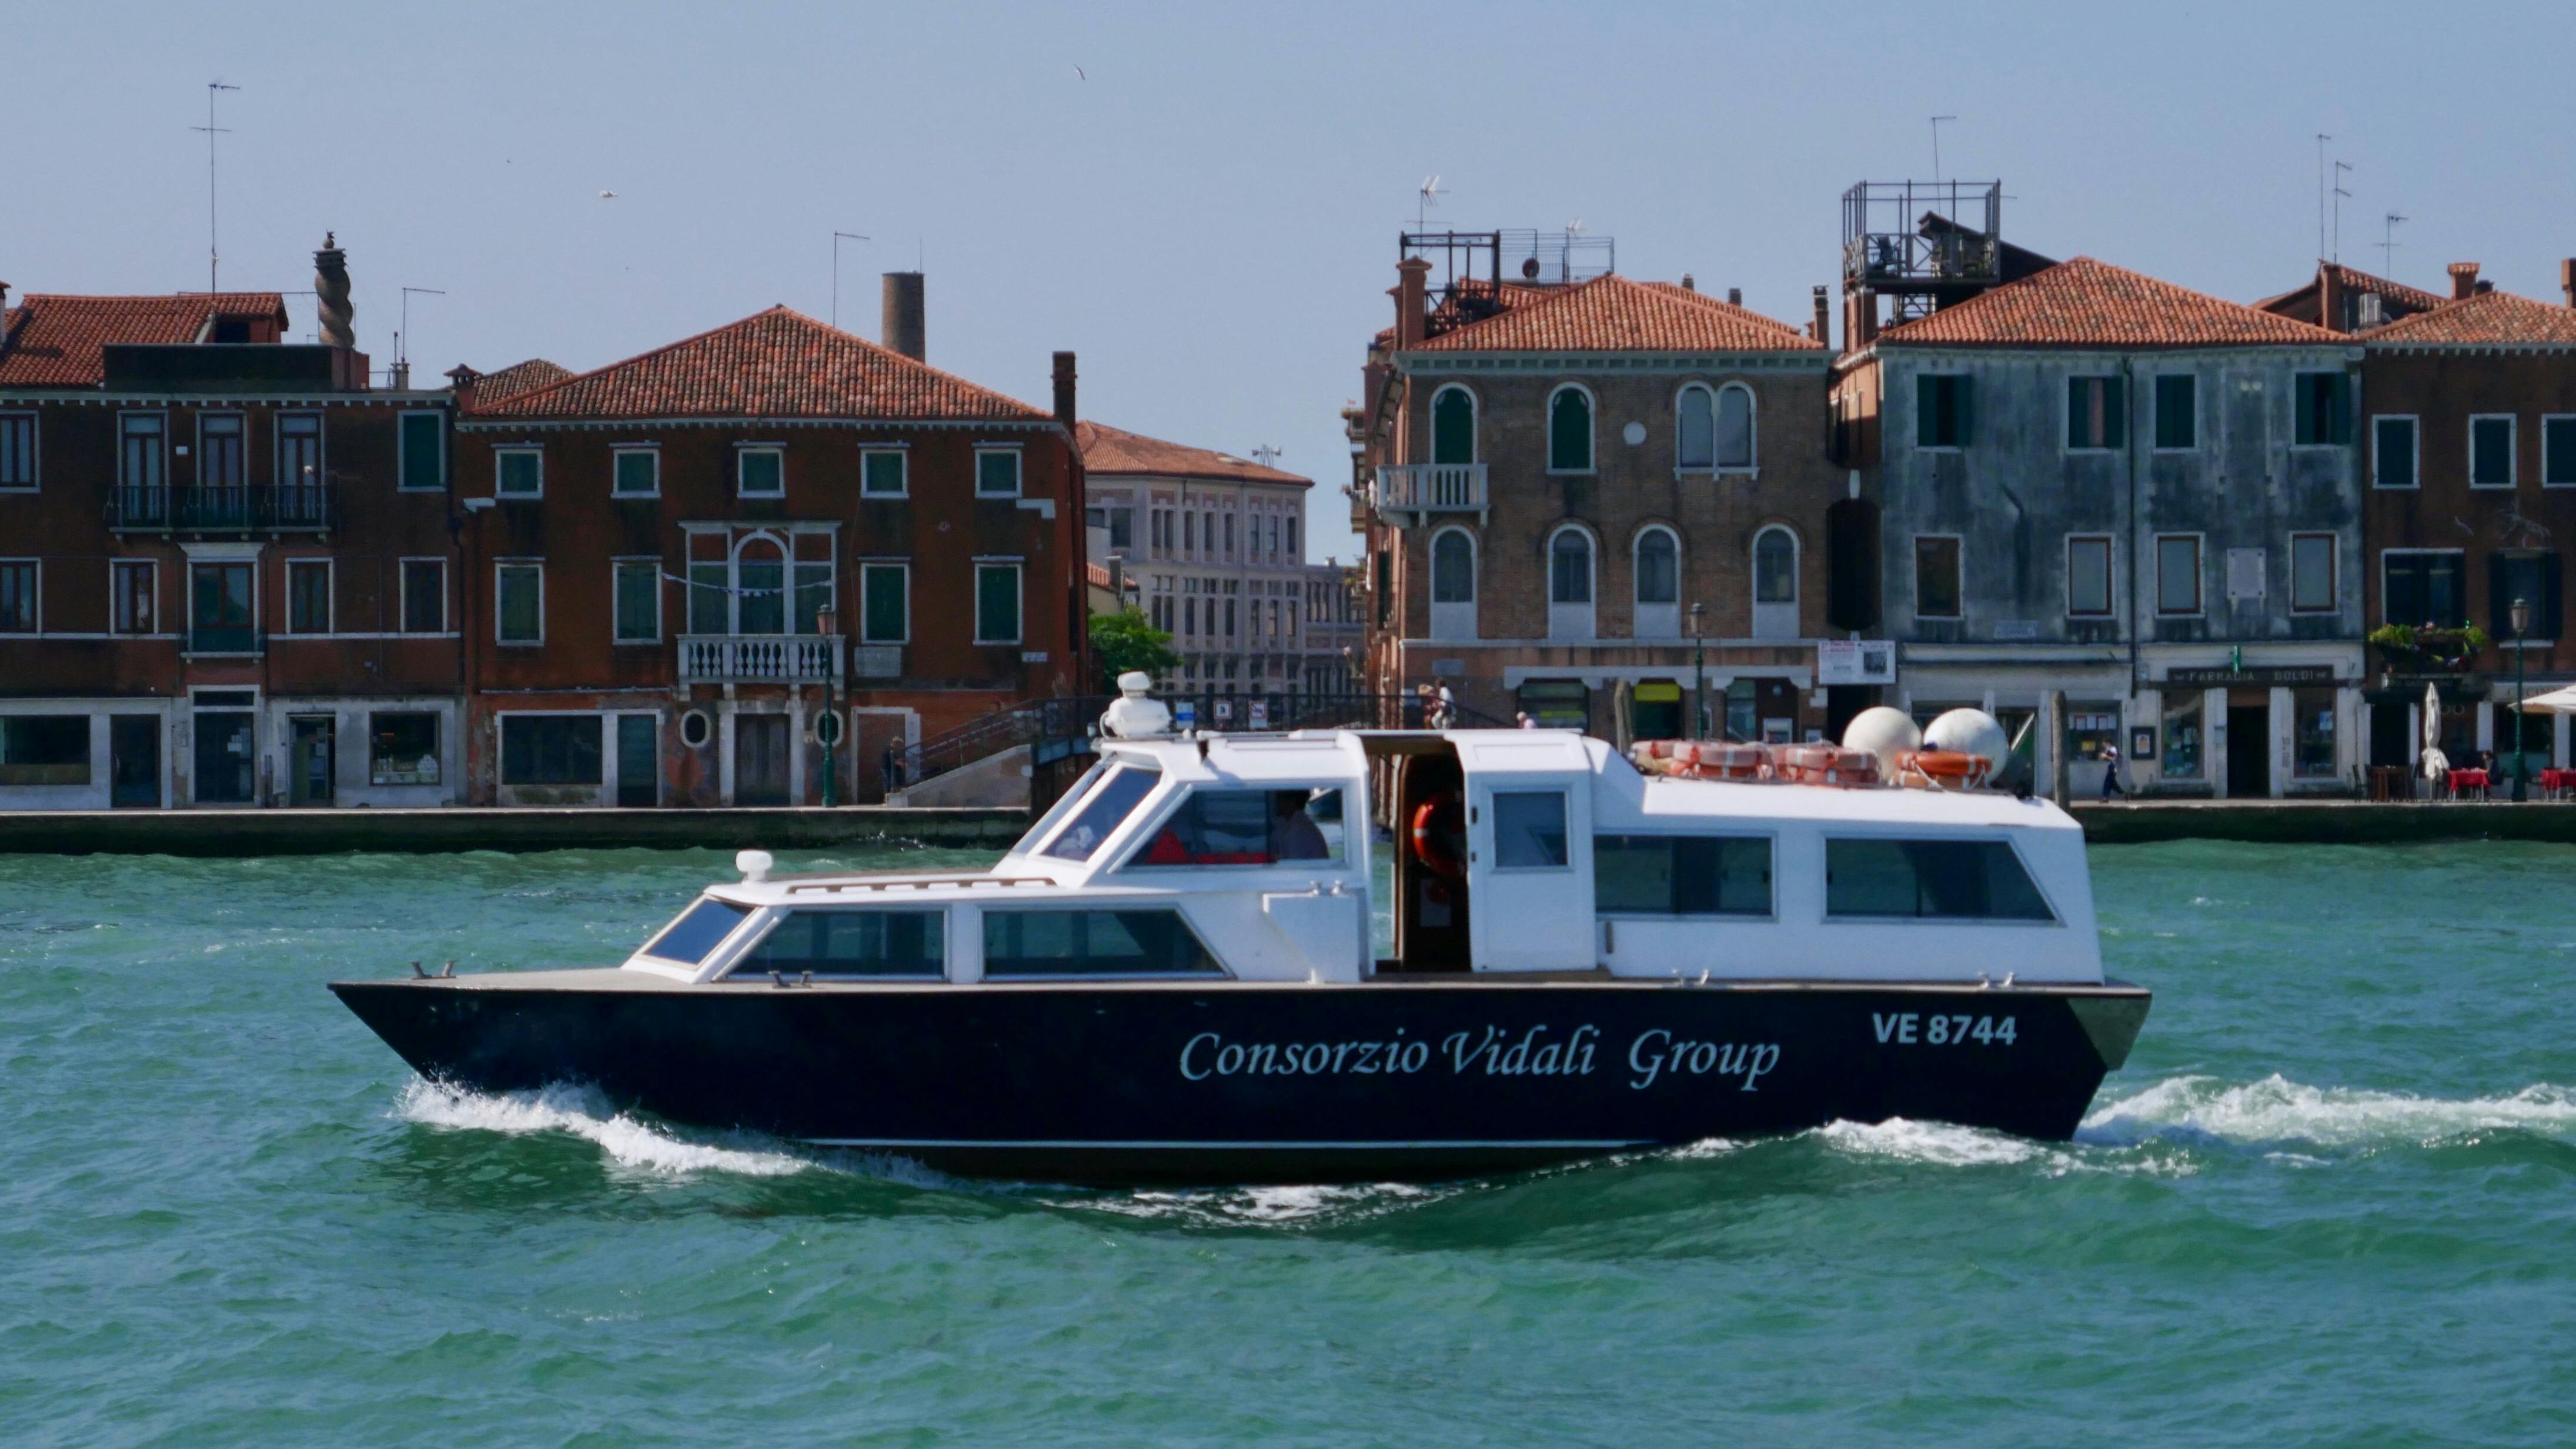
2163;665;2338;686
1817;639;1897;686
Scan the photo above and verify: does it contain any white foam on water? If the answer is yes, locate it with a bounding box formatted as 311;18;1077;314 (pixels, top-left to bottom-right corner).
393;1079;814;1178
1818;1117;2043;1168
2080;1073;2576;1149
1081;1181;1444;1227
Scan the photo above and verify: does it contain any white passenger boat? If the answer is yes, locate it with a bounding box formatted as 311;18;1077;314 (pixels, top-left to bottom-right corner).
335;705;2150;1184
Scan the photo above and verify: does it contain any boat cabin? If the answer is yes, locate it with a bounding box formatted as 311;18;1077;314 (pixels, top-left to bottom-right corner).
615;729;2103;989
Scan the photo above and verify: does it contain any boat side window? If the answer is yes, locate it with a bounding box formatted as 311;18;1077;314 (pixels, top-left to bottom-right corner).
1010;759;1108;854
1038;764;1161;862
1595;835;1771;916
1491;790;1570;869
1825;839;2055;922
729;909;944;979
1128;787;1342;867
638;898;754;964
981;909;1227;979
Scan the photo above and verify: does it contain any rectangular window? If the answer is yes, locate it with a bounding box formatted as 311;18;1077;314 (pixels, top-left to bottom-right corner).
0;413;34;488
2153;375;2197;450
975;563;1021;644
2373;415;2418;489
2492;551;2560;641
1221;513;1234;557
0;561;36;633
639;898;753;966
285;560;331;635
791;562;832;637
111;560;155;634
369;712;442;786
2065;375;2125;450
198;414;245;488
613;560;660;643
981;909;1223;978
119;413;165;490
1183;512;1195;555
0;716;89;786
687;563;729;634
188;563;255;655
2067;536;2113;617
737;447;783;496
399;412;445;491
1492;790;1570;869
2291;533;2338;613
861;563;908;643
2470;415;2517;488
2383;551;2468;629
2294;372;2352;446
1109;506;1135;549
2546;416;2576;488
1038;764;1161;862
861;449;907;497
499;715;602;786
1916;374;1970;448
400;559;446;633
496;562;543;645
2293;687;2337;780
278;412;322;490
975;448;1022;498
1128;788;1342;866
736;909;944;979
2161;696;2203;780
2156;536;2202;615
1914;536;1962;618
612;448;659;497
495;446;542;498
1593;835;1770;916
1825;839;2054;920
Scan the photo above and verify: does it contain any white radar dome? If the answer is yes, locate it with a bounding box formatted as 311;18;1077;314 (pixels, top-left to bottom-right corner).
1100;672;1174;739
1840;706;1923;777
1923;708;2010;772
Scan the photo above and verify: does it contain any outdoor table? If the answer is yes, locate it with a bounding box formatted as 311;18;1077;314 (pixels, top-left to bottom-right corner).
2450;768;2492;799
2543;767;2576;799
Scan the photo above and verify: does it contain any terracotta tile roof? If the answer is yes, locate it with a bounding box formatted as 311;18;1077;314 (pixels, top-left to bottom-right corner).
1075;420;1309;486
1875;256;2346;349
2321;263;2450;316
469;306;1050;422
2359;288;2576;346
1404;273;1822;353
470;358;572;404
0;292;289;387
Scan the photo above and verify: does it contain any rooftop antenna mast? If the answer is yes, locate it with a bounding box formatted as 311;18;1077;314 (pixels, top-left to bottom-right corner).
1250;445;1282;470
2314;132;2332;261
1415;175;1444;231
831;231;870;329
191;81;240;292
2377;212;2407;274
2332;159;2353;263
399;287;446;368
1930;115;1957;184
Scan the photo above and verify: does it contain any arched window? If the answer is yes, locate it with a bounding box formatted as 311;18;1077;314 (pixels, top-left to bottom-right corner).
1429;527;1476;642
1716;384;1756;470
1676;386;1715;470
1633;527;1680;639
1548;386;1593;473
1751;525;1797;640
734;535;787;635
1548;526;1595;640
1432;386;1476;466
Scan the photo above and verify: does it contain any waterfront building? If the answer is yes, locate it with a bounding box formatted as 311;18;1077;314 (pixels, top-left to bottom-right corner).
1076;420;1352;703
1832;187;2367;797
1349;231;1845;741
450;278;1082;806
0;239;464;809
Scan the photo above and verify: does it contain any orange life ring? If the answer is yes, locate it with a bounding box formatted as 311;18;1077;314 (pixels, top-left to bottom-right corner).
1775;744;1880;786
1897;749;1990;789
1410;794;1466;881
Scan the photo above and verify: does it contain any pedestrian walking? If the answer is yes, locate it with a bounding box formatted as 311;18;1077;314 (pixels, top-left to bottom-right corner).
2100;744;2127;800
881;741;904;793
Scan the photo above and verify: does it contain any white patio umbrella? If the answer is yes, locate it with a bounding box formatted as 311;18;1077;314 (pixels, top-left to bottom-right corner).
2420;681;2449;782
2514;683;2576;714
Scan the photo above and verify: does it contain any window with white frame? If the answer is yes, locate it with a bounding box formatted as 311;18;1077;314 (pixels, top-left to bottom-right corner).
279;413;323;491
199;414;246;488
975;448;1022;498
2470;415;2517;488
861;562;908;643
495;446;542;498
2373;415;2418;489
975;562;1022;643
737;446;784;496
496;561;544;644
2066;376;2125;450
2546;416;2576;488
285;559;332;635
119;413;165;491
2067;535;2113;617
1753;527;1797;605
2290;533;2337;613
1715;384;1755;469
111;560;154;635
1676;385;1715;470
1431;386;1476;465
613;559;661;643
2155;536;2203;615
0;414;33;489
861;448;907;497
612;447;659;497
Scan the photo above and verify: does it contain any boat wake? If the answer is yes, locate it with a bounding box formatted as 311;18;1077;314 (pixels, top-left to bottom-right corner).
393;1079;821;1179
2079;1073;2576;1150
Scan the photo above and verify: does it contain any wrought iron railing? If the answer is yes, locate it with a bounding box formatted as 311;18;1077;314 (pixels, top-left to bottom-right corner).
186;625;263;655
111;484;337;532
676;635;843;683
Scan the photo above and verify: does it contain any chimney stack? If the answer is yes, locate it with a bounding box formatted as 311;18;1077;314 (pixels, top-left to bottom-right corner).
2448;261;2481;301
1727;286;1743;306
445;364;480;413
1051;350;1077;426
2318;264;2347;332
1812;285;1832;347
1395;257;1430;349
313;233;355;349
881;272;926;360
2562;259;2575;309
1680;273;1696;292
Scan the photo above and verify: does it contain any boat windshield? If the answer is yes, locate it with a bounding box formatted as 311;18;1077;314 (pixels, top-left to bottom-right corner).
638;897;753;964
1038;764;1161;862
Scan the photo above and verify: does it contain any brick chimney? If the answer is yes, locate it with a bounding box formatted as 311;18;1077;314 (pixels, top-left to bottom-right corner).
2317;263;2347;332
1395;257;1429;349
2448;261;2481;301
1812;285;1831;347
881;272;926;360
445;364;480;413
1051;350;1077;426
2562;259;2575;308
1727;287;1742;306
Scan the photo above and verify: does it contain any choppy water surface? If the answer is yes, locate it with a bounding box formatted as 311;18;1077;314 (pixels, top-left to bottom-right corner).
4;840;2574;1447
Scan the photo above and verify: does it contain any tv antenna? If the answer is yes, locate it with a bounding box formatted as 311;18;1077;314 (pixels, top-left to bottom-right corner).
2331;159;2353;263
1250;444;1282;470
191;81;240;292
831;231;871;328
2377;212;2407;275
399;287;446;368
1415;175;1444;230
2314;133;2333;261
1930;115;1957;183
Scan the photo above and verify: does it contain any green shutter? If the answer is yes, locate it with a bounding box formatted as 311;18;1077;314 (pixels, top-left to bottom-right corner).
1549;390;1591;470
1432;390;1475;465
687;563;729;634
1917;376;1942;448
400;413;444;490
864;566;907;642
864;451;905;495
2295;376;2318;445
2102;376;2125;449
2066;378;2086;449
978;566;1020;643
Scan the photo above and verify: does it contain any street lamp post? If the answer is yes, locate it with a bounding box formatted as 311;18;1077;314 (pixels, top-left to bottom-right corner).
2512;595;2531;802
817;605;841;807
1688;602;1707;739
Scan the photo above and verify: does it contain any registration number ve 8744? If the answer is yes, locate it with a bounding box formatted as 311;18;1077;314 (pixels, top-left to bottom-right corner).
1872;1011;2015;1046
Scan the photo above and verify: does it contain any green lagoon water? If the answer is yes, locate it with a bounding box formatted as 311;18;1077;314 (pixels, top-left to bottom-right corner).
4;839;2574;1446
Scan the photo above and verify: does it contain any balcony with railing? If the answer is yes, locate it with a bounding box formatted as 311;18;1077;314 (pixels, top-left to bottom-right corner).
111;485;338;533
677;634;843;684
1369;463;1488;525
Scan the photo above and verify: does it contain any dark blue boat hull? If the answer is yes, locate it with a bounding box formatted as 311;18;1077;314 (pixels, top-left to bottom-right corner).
331;976;2149;1184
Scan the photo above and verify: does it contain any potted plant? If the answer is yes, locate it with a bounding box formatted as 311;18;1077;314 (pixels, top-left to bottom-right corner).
2368;622;2493;674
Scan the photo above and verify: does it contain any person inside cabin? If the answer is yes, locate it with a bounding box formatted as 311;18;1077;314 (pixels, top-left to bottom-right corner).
1272;790;1331;860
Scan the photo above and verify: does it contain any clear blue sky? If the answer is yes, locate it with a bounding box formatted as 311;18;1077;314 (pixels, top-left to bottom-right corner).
8;2;2571;563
